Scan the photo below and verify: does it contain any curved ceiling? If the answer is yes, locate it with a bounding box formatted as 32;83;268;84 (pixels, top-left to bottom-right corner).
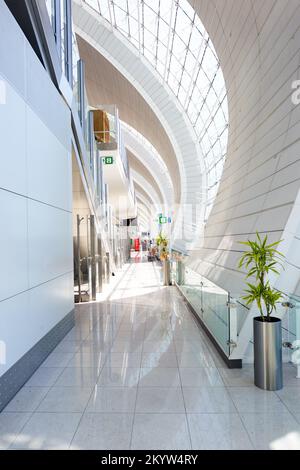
76;34;181;205
133;180;160;222
80;0;228;221
121;122;174;211
127;150;164;205
133;177;160;209
73;1;207;251
135;187;153;211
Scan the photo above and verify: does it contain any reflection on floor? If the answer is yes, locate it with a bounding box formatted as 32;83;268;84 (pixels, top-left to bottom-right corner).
1;260;300;450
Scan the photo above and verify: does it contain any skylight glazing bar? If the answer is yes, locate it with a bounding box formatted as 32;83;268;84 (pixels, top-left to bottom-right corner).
184;34;206;110
126;0;131;37
137;0;141;53
110;0;116;27
166;2;179;84
155;0;161;64
81;0;229;221
163;0;175;82
141;0;145;54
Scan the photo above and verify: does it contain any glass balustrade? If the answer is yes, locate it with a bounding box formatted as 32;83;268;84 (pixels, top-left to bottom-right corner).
171;253;300;367
280;294;300;367
172;261;232;357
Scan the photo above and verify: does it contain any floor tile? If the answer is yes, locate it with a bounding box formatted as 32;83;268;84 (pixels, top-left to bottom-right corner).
110;341;143;354
142;340;175;353
105;352;141;368
71;413;134;450
25;367;64;387
37;386;92;413
10;413;81;450
141;352;178;368
136;387;185;413
2;261;299;451
139;367;180;387
63;328;89;342
204;343;229;368
183;387;236;413
187;413;253;450
177;351;216;368
53;341;81;354
228;387;288;413
144;329;173;342
240;412;300;450
131;413;191;450
0;412;31;450
115;331;145;342
173;330;204;342
41;352;74;368
55;367;100;387
86;387;137;412
276;387;300;413
174;340;208;354
4;387;50;412
98;367;140;387
282;367;300;386
67;351;107;368
295;414;300;424
179;368;224;387
78;340;111;354
218;365;255;387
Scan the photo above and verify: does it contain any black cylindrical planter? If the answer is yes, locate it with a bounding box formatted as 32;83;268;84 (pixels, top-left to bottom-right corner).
253;316;283;391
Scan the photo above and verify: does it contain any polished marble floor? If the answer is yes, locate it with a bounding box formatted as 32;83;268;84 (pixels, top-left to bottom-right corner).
1;259;300;450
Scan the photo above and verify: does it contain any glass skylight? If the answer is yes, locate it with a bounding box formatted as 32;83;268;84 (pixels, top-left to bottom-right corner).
83;0;228;220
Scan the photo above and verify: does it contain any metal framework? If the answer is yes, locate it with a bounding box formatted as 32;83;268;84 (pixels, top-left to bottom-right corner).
83;0;228;220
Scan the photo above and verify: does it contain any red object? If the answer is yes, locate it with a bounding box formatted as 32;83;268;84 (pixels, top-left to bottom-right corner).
134;238;140;251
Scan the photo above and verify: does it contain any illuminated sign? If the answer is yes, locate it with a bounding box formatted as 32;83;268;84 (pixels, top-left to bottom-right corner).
103;156;114;165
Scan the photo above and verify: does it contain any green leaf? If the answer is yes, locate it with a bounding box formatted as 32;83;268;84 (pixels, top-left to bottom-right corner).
237;233;285;318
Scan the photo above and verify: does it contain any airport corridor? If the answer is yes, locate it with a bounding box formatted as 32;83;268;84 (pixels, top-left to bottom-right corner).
0;260;300;450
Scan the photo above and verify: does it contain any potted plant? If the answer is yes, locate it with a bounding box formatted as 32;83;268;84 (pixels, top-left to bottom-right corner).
238;232;284;390
156;232;171;285
156;233;168;249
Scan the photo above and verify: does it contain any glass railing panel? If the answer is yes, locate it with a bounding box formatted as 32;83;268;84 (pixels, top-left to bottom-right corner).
118;126;129;178
281;294;300;366
234;300;249;335
176;266;230;357
72;40;80;118
178;267;202;315
201;277;230;355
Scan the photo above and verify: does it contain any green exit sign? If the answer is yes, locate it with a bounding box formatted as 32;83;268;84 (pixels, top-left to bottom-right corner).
103;156;114;165
159;216;167;224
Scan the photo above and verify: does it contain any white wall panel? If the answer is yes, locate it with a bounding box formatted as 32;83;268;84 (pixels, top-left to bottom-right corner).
0;1;73;379
0;290;29;376
25;42;71;150
188;0;300;300
28;200;73;288
0;189;28;302
26;107;72;211
0;1;25;97
0;76;26;195
0;272;73;376
28;271;74;342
